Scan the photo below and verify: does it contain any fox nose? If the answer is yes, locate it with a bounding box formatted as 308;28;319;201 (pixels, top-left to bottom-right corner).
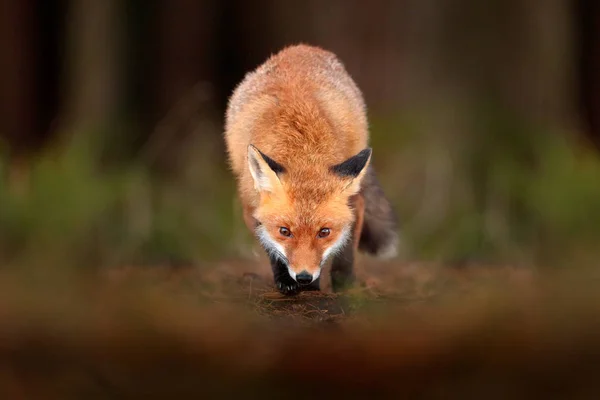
296;271;313;285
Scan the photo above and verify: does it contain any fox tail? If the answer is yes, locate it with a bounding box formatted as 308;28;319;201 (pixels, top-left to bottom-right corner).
358;165;400;259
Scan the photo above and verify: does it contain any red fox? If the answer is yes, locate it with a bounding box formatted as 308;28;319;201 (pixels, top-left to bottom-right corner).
224;44;398;295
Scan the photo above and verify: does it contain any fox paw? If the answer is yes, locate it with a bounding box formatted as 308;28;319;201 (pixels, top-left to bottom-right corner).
275;276;300;296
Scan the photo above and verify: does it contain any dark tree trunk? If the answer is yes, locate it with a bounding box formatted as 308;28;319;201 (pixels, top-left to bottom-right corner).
575;0;600;150
0;1;32;155
0;0;65;158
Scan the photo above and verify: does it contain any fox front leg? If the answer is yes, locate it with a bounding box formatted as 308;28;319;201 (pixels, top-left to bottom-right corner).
330;194;365;292
330;242;355;292
270;256;300;295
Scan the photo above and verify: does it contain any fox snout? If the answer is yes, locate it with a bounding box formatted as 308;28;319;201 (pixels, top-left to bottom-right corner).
295;271;313;285
288;267;321;285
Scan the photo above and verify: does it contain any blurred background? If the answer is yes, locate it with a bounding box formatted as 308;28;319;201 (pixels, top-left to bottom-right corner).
1;0;600;271
5;1;600;397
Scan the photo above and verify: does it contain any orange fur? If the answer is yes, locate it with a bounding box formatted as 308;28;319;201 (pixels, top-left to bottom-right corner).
224;44;373;288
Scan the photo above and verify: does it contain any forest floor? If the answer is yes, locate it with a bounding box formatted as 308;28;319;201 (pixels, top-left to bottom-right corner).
3;256;600;398
144;256;536;326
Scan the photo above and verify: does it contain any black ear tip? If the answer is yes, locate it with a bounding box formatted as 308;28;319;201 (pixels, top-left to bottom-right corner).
357;148;373;165
354;148;372;161
249;145;285;174
331;147;373;178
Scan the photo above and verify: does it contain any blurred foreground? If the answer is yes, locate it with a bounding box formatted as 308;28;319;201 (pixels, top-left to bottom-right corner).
1;259;600;398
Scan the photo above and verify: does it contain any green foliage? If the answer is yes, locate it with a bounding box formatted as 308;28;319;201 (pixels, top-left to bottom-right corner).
370;107;600;269
1;114;600;272
0;131;243;271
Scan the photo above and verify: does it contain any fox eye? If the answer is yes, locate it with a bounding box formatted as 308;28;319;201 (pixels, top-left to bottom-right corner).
279;227;292;237
317;228;331;238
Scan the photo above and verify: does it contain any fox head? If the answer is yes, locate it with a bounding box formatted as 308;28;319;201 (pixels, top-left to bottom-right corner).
247;144;372;285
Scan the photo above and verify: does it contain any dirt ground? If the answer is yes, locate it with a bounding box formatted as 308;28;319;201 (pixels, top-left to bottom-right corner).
1;257;600;399
143;254;536;323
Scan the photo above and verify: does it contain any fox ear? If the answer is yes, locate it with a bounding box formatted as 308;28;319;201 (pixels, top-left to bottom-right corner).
331;148;372;195
247;144;285;193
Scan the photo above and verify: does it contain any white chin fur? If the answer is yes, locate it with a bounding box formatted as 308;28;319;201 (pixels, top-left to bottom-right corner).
311;268;321;283
287;267;297;281
255;225;288;263
321;226;351;264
